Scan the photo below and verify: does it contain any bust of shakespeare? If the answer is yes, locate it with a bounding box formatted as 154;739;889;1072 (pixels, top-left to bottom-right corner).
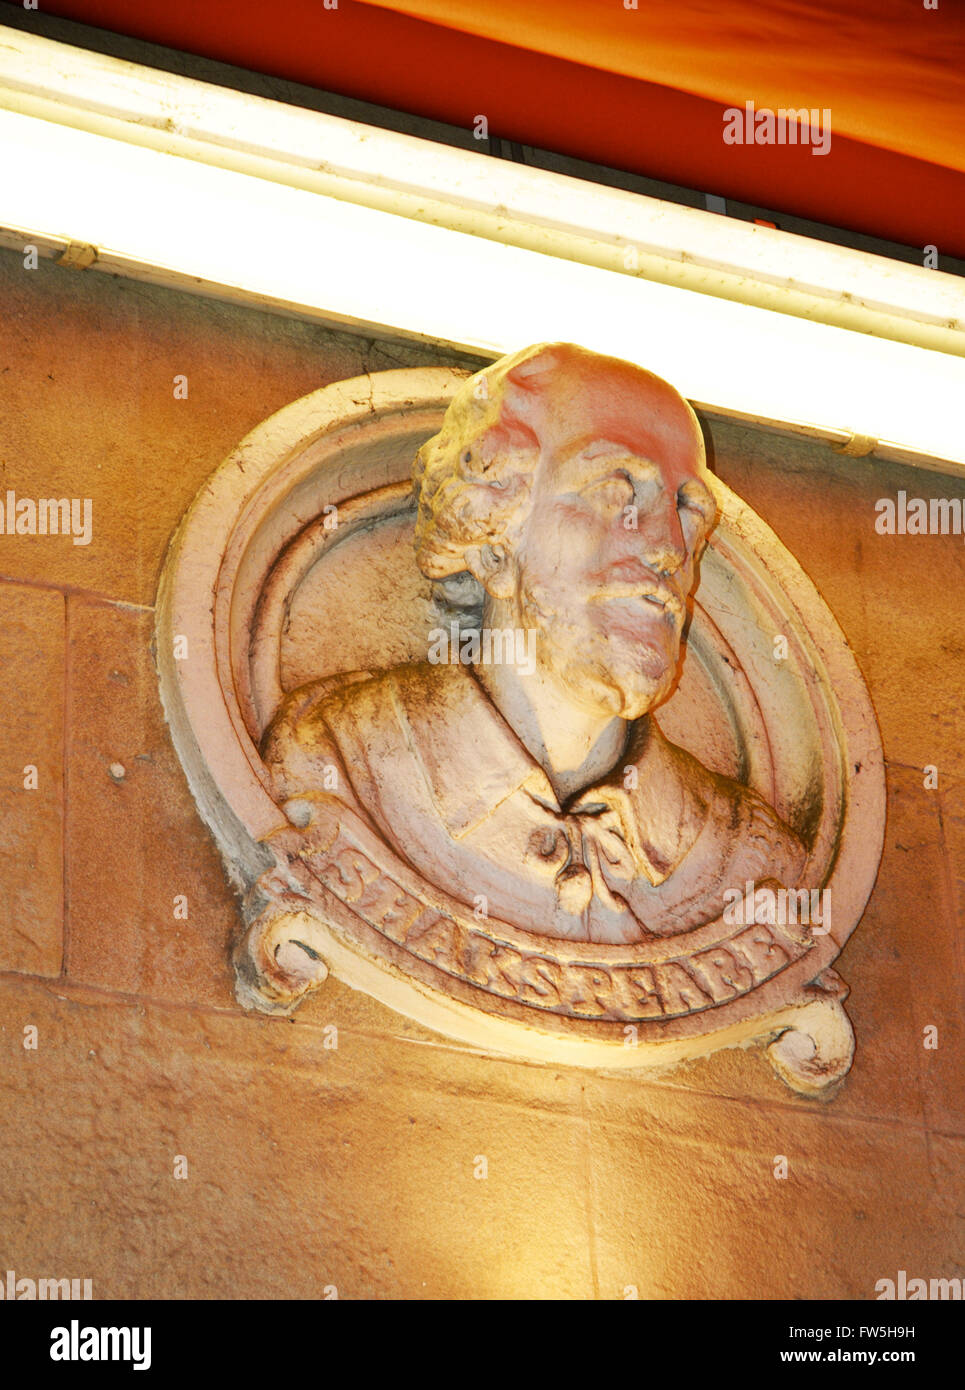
263;342;805;946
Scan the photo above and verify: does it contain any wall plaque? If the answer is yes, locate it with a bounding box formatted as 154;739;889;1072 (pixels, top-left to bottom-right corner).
156;344;885;1096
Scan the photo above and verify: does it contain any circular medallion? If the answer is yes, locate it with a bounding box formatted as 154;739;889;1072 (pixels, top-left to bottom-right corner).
157;363;885;1074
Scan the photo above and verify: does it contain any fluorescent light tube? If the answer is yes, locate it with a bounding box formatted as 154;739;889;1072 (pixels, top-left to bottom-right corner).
1;47;963;468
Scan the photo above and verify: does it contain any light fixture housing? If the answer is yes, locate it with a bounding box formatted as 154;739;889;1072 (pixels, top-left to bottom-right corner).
1;26;964;470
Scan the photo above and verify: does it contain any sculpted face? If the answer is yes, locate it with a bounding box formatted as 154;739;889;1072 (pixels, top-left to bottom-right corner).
502;355;716;719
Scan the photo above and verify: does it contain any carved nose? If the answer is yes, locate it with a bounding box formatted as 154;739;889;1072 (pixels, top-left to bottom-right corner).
639;499;688;574
643;530;687;577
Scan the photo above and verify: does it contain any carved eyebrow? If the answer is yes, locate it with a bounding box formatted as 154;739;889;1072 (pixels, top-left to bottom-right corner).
579;437;627;457
575;465;653;501
579;466;635;489
572;444;661;488
578;438;653;463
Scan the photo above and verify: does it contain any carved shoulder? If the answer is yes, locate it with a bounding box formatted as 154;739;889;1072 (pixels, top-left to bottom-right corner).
652;727;807;888
724;780;808;886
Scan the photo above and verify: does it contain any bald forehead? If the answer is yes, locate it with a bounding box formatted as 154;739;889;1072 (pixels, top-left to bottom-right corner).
506;351;705;480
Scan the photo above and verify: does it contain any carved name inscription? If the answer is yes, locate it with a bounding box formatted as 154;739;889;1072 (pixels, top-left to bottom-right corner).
301;831;812;1022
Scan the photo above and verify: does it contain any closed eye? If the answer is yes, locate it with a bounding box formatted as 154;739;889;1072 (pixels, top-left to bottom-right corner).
580;469;636;509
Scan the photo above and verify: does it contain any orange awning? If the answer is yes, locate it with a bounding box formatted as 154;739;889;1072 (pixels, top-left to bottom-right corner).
15;0;965;256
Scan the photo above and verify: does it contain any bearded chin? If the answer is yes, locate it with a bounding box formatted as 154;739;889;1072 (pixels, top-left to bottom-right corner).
522;590;678;719
553;645;673;719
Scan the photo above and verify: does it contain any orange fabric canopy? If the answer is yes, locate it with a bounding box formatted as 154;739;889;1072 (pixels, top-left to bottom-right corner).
16;0;965;257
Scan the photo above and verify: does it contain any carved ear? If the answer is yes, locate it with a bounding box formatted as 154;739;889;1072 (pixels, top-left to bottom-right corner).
463;543;515;600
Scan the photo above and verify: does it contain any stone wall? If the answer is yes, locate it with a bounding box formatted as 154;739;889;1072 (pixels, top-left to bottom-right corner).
1;247;961;1298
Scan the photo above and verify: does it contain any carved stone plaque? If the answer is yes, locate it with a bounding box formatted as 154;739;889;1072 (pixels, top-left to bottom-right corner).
156;344;885;1096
